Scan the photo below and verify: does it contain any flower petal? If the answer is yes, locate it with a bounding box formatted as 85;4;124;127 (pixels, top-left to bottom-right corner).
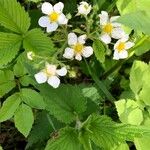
41;2;53;15
100;33;111;44
78;34;87;44
63;48;74;59
111;27;125;39
54;2;64;13
75;54;82;61
113;50;120;60
119;50;128;59
114;40;120;51
38;16;49;27
56;67;67;76
99;11;109;25
58;13;68;24
34;72;47;84
110;16;120;22
82;46;93;58
46;22;58;32
47;76;60;88
125;42;135;49
68;33;77;45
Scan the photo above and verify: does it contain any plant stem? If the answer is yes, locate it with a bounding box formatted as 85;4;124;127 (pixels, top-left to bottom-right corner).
84;59;115;102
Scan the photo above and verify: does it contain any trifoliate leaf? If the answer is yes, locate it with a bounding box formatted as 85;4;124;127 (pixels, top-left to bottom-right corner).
14;103;34;137
23;29;55;55
115;99;143;125
45;127;83;150
93;40;106;63
81;114;149;150
0;93;21;122
130;61;148;96
0;0;30;34
0;70;16;98
38;84;87;124
0;32;22;68
20;88;46;109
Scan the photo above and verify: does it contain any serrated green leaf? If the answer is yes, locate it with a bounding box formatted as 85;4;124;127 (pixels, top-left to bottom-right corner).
112;143;129;150
115;99;143;125
0;70;16;98
20;88;46;109
45;127;82;150
135;37;150;56
0;93;21;122
139;67;150;106
117;11;150;35
0;0;30;34
14;61;27;77
81;114;149;150
23;29;55;55
27;0;42;2
117;0;150;15
14;103;34;137
26;111;53;148
134;136;150;150
0;32;22;68
38;84;87;124
93;40;106;63
0;145;3;150
130;61;148;96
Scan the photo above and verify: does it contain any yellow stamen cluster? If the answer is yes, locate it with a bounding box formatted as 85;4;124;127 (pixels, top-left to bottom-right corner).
49;12;59;22
103;23;113;34
73;43;84;54
117;42;125;52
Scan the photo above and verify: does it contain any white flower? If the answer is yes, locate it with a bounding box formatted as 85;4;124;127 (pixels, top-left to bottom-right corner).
113;35;135;60
99;11;125;44
38;2;68;32
27;51;35;60
34;63;67;88
63;33;93;61
77;1;92;16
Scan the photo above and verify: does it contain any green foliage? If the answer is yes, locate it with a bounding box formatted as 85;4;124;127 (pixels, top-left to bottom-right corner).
129;61;148;96
0;0;30;34
20;88;46;109
135;36;150;56
115;99;143;125
23;29;55;54
38;84;87;124
0;93;21;122
14;103;34;137
0;70;16;97
45;127;83;150
26;111;53;149
80;114;149;150
93;40;106;63
0;32;22;68
117;11;150;35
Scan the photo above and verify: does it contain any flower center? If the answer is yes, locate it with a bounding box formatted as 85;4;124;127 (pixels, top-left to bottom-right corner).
49;12;59;22
103;23;113;34
73;43;84;53
45;66;56;77
117;42;125;52
84;5;89;10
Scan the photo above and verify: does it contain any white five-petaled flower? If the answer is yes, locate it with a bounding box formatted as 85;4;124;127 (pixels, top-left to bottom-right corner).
77;1;92;16
63;33;93;61
38;2;68;32
113;35;135;60
99;11;125;44
34;63;67;88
